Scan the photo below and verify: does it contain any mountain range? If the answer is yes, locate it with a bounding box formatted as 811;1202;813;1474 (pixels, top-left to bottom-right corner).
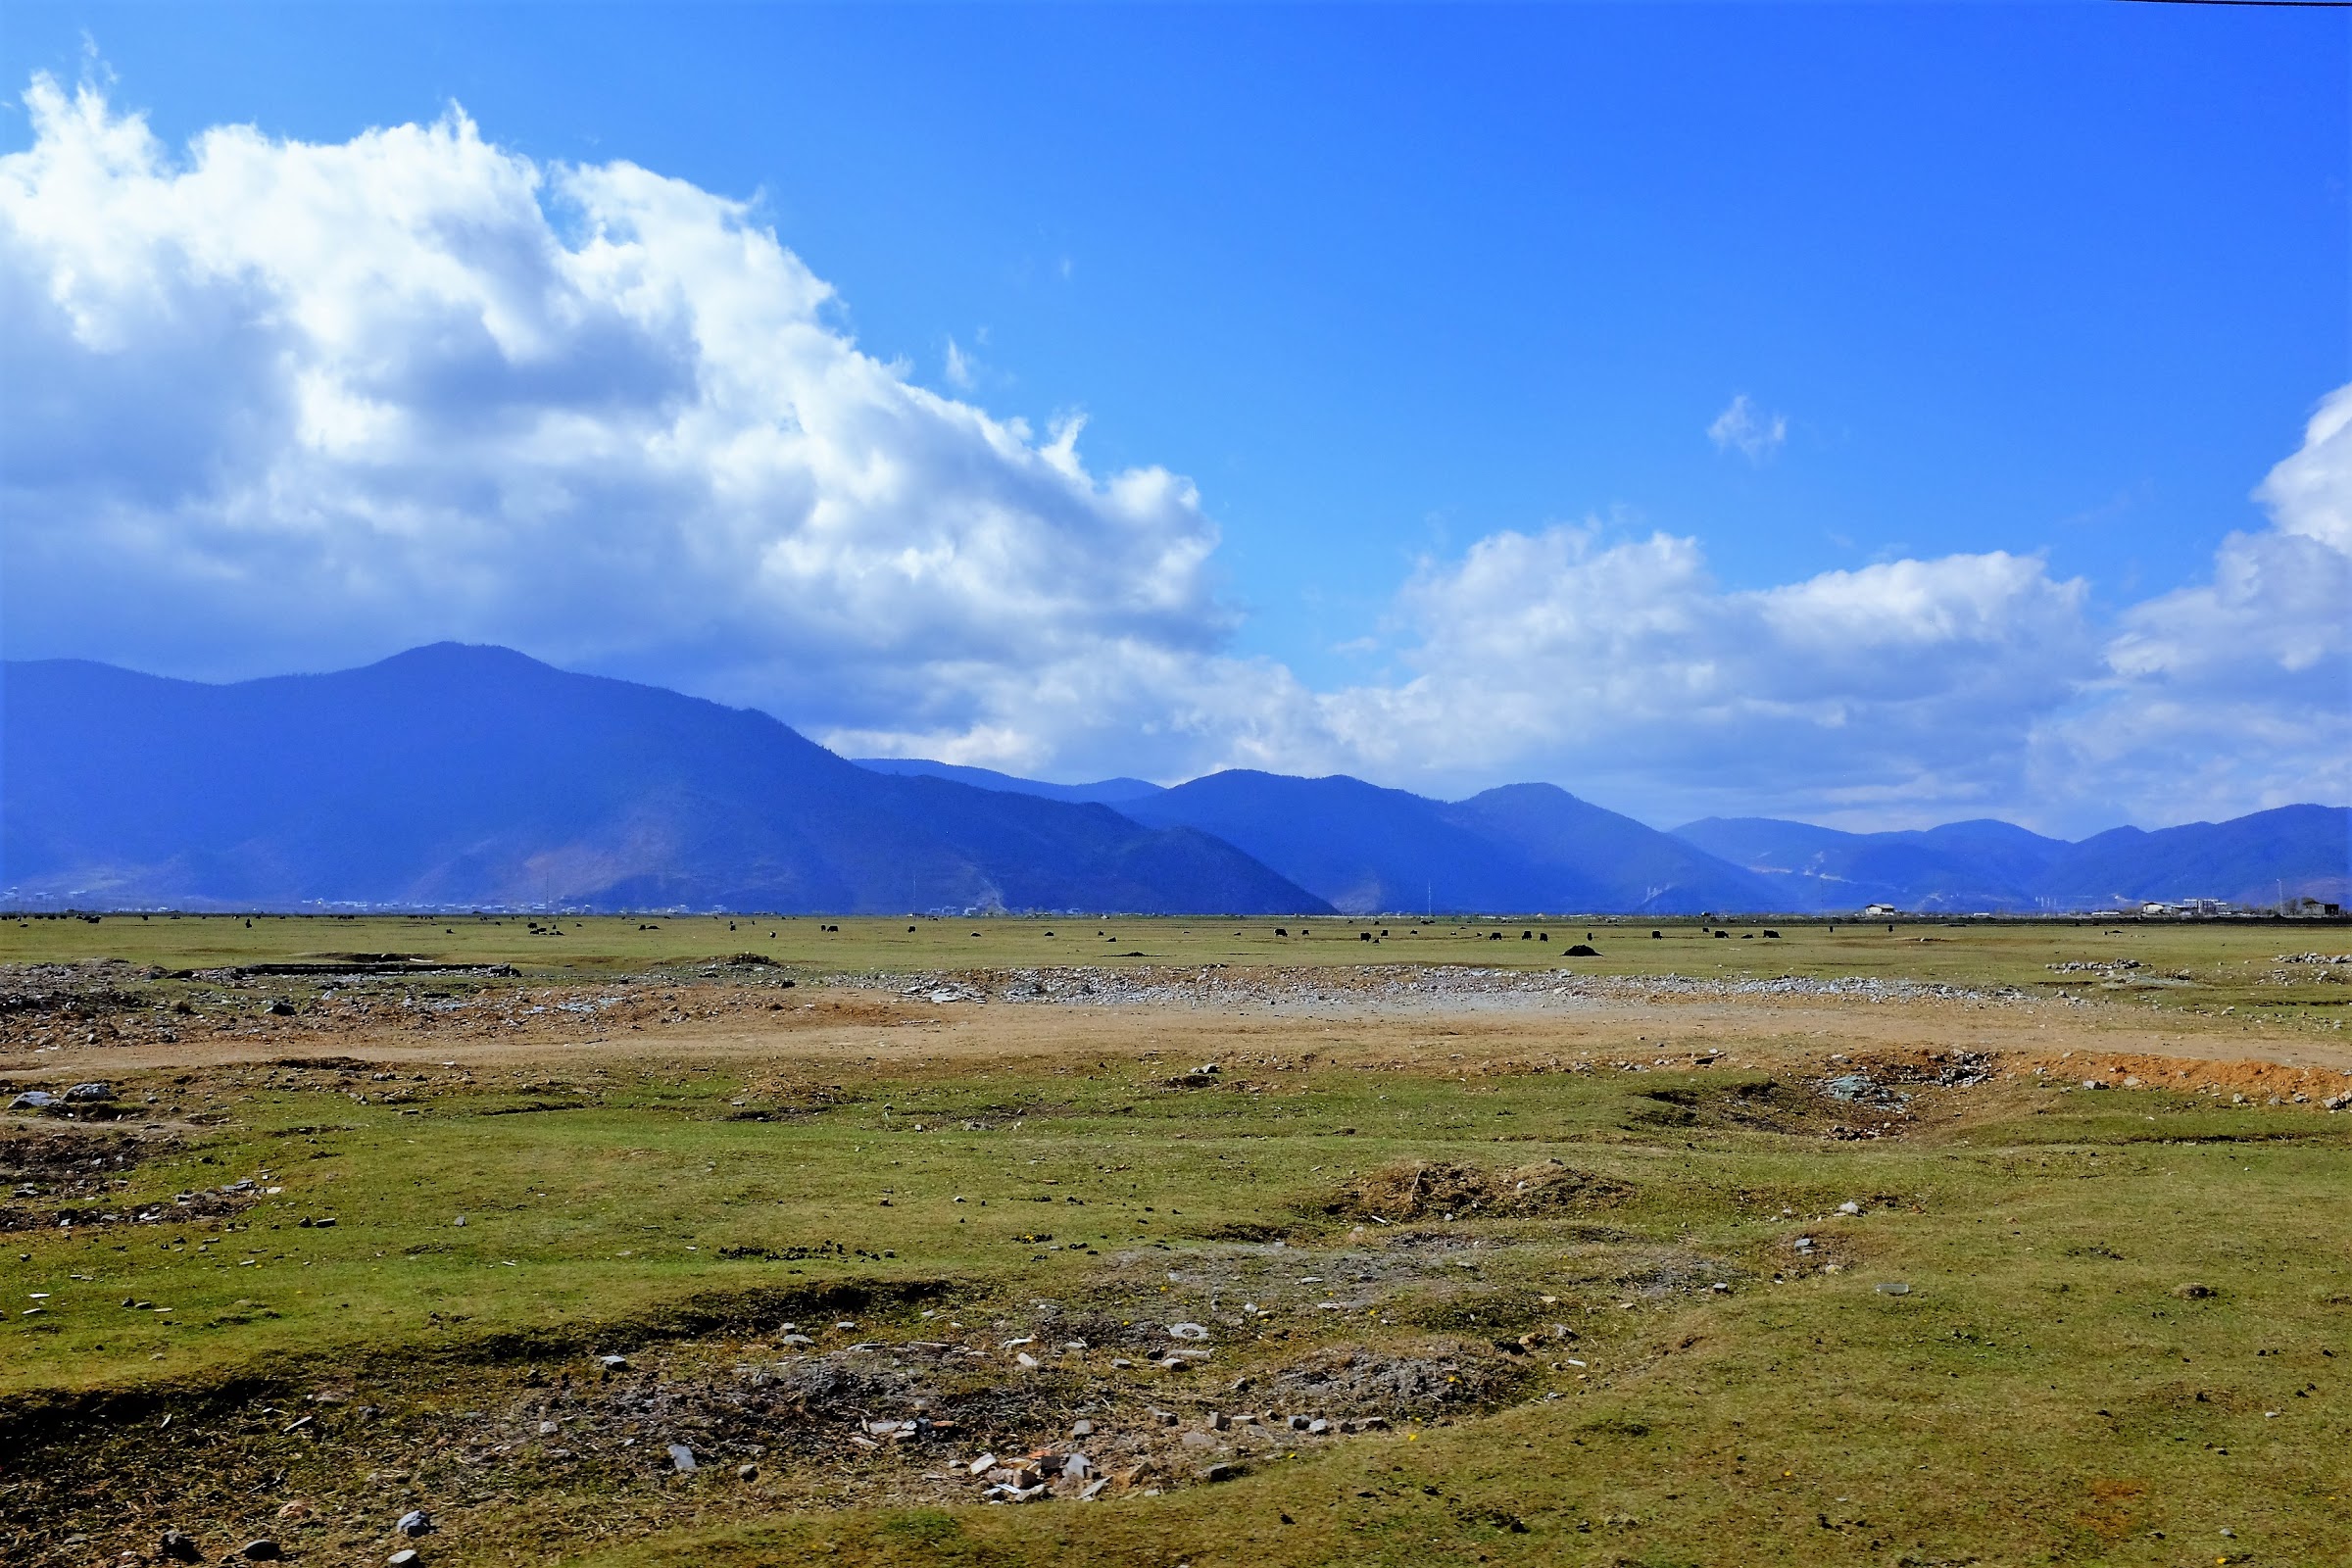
3;645;2344;914
0;646;1320;914
1673;812;2351;913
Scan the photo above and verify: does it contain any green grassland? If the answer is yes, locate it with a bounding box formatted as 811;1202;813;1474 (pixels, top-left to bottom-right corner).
3;919;2350;1566
6;909;2349;1025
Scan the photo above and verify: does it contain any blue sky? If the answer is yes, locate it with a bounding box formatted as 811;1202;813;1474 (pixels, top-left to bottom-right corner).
2;4;2346;832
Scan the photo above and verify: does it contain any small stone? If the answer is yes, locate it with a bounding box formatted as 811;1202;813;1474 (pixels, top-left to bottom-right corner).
1061;1453;1093;1479
8;1091;57;1110
1875;1282;1911;1297
65;1082;117;1102
274;1501;312;1521
1168;1322;1210;1341
537;1420;560;1436
1197;1461;1245;1483
452;1215;466;1227
237;1542;281;1561
1306;1418;1330;1435
387;1553;419;1568
159;1531;201;1563
1070;1419;1094;1438
1288;1414;1310;1431
1837;1200;1862;1215
736;1463;759;1481
395;1509;433;1538
597;1354;628;1371
668;1443;697;1472
1205;1411;1230;1431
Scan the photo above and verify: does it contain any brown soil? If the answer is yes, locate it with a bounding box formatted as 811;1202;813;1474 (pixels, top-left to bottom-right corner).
1329;1158;1633;1222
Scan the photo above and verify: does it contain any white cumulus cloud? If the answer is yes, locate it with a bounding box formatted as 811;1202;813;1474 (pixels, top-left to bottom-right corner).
0;74;1229;748
1302;530;2095;824
0;74;2339;833
2031;389;2352;827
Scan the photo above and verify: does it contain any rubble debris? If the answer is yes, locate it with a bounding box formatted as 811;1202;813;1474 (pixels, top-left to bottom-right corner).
1331;1157;1631;1221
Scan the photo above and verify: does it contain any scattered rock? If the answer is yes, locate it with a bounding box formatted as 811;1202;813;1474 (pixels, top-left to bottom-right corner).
1197;1461;1246;1484
64;1083;116;1102
8;1092;58;1111
158;1531;201;1563
667;1443;697;1472
395;1509;433;1538
236;1542;281;1561
1168;1322;1210;1342
387;1553;419;1568
2174;1282;2219;1300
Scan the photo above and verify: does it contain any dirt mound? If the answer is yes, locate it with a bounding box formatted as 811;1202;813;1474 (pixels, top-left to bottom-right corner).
1329;1158;1631;1221
1269;1343;1525;1413
0;1126;193;1231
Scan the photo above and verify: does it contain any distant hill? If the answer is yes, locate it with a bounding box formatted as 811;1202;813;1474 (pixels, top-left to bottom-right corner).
7;644;2340;917
852;757;1165;807
0;646;1327;914
1674;807;2350;911
2034;806;2352;910
1117;771;1777;914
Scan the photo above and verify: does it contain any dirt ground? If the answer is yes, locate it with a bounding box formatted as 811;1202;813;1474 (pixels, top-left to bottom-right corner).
9;960;2348;1099
6;956;2352;1568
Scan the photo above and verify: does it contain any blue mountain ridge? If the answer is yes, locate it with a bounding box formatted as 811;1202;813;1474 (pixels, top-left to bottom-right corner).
1672;809;2351;911
850;757;1164;807
0;646;1326;914
4;645;2341;914
1111;771;1776;915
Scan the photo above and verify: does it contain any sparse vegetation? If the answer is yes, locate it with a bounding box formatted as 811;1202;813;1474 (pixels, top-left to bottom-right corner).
2;917;2347;1565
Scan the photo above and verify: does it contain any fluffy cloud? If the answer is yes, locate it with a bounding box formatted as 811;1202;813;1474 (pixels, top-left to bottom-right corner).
0;75;1228;748
0;77;2339;832
2030;390;2352;827
1302;531;2095;823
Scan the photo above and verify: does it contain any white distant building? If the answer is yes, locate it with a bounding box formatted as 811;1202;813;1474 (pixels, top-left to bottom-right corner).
1863;903;1898;916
